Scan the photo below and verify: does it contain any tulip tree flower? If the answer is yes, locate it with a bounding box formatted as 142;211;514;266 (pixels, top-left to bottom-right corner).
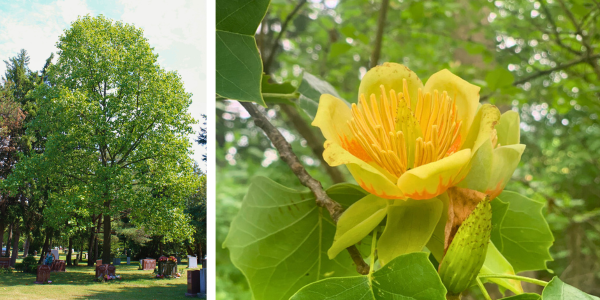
314;63;524;266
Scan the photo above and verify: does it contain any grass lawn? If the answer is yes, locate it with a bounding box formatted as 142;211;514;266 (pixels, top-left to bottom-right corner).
0;254;204;300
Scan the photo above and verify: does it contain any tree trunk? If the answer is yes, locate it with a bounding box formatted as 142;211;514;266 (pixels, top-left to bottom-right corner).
23;235;30;257
94;214;102;263
78;239;84;262
196;243;201;258
102;212;111;264
159;239;164;256
9;221;20;267
186;245;194;256
66;236;73;266
87;219;96;266
94;237;98;262
5;223;12;257
38;229;51;264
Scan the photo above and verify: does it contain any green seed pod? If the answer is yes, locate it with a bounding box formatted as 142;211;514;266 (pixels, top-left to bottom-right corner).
438;199;492;295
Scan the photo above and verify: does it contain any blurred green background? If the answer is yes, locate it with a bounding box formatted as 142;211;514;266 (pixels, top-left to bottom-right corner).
216;0;600;298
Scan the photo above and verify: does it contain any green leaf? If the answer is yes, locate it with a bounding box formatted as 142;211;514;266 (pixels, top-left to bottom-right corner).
216;0;269;35
215;0;269;106
571;3;588;17
297;71;348;120
328;194;387;259
329;42;352;58
492;191;554;272
409;1;425;20
261;74;297;104
291;276;371;299
479;241;524;295
291;253;447;300
378;198;443;265
501;294;541;300
485;67;514;91
340;25;357;38
542;277;600;300
325;183;368;209
223;177;356;300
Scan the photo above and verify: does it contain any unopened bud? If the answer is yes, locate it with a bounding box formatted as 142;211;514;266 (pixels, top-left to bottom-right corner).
438;199;492;295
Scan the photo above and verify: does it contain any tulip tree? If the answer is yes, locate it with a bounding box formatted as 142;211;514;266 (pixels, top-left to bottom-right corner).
26;16;197;264
217;1;599;299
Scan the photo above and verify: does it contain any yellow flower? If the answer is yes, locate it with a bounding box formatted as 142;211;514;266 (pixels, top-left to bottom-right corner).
313;62;488;200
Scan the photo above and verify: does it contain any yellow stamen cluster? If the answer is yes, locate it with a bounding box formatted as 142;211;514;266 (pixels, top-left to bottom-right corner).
348;79;462;179
413;87;462;167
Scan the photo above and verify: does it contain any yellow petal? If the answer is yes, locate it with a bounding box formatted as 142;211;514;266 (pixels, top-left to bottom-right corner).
486;144;525;199
378;198;443;265
312;94;373;163
358;62;423;109
397;149;472;200
323;141;405;199
461;104;501;153
457;139;493;192
424;69;480;143
495;110;521;146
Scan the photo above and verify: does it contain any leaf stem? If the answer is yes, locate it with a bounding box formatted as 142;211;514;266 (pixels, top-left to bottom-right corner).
476;278;492;300
262;93;298;99
369;227;378;276
478;274;548;287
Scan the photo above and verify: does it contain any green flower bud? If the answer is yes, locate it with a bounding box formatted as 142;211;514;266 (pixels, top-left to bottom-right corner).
438;199;492;295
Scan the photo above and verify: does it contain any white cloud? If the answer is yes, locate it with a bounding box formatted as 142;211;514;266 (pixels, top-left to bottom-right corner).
0;0;91;75
118;0;207;164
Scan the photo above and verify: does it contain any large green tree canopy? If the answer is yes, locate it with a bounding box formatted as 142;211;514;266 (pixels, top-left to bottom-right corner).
22;15;198;263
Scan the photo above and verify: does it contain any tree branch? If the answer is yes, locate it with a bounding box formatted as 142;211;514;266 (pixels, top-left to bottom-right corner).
512;54;600;85
556;0;600;78
263;0;308;73
539;0;583;56
240;101;369;275
370;0;390;68
481;54;600;101
280;104;346;184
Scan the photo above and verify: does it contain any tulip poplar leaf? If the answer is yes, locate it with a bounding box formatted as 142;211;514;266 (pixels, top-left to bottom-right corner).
479;241;524;295
329;42;352;58
216;0;269;106
290;253;447;300
485;67;514;91
298;71;349;119
492;191;554;273
223;177;356;300
325;183;368;209
541;277;600;300
261;74;297;105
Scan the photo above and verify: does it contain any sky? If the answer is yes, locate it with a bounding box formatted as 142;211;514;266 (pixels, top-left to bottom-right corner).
0;0;207;166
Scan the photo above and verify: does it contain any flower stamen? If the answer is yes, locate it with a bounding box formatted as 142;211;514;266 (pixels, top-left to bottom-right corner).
348;80;462;179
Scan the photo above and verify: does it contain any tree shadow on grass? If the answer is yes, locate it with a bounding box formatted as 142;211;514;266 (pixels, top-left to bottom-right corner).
1;264;153;286
71;282;191;300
